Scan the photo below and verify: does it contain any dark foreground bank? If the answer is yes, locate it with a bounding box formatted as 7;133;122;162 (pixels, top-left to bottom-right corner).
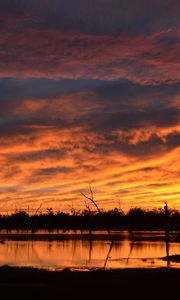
0;266;180;300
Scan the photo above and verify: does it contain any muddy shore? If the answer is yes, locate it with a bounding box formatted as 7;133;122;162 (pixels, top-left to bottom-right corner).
0;266;179;300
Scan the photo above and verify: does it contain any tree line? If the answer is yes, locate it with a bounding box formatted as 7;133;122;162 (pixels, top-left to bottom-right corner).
0;206;180;231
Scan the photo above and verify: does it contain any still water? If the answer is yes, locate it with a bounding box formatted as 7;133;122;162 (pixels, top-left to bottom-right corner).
0;230;180;270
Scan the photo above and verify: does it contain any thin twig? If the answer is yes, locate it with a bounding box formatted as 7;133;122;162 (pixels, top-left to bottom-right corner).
80;186;113;242
80;192;100;213
126;238;134;265
34;202;43;215
89;183;94;201
104;241;113;269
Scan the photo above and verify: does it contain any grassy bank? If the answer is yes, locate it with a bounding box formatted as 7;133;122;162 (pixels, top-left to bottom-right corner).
0;266;179;299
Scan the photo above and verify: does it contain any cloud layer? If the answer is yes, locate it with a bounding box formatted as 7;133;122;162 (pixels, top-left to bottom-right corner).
0;1;179;212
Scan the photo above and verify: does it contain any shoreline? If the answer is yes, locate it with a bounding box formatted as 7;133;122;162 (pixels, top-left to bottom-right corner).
0;228;178;241
0;266;180;299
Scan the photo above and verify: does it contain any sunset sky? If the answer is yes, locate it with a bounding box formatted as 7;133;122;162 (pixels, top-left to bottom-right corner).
0;0;179;214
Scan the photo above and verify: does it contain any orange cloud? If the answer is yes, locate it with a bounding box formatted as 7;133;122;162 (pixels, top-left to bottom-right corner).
0;122;179;213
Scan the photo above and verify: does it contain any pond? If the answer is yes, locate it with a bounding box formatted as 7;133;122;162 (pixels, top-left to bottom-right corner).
0;230;180;270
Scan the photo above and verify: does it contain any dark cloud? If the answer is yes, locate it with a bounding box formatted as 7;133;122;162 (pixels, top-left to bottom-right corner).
0;29;179;83
7;149;67;163
166;133;180;149
78;131;180;158
0;0;179;35
0;77;179;113
0;1;180;83
36;166;76;176
0;79;179;159
0;78;107;103
113;136;174;158
84;108;180;132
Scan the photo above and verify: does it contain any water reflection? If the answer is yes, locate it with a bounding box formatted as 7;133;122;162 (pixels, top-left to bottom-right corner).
0;231;180;270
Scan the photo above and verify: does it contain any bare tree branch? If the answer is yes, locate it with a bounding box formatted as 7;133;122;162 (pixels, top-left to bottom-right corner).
81;186;113;243
80;192;100;213
89;183;94;201
34;202;43;215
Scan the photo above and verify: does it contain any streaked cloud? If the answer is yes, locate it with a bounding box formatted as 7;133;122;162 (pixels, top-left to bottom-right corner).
0;1;179;212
